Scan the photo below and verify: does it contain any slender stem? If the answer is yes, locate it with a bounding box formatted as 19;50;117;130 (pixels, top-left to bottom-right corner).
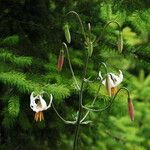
42;91;76;124
73;56;90;150
67;11;87;41
120;87;130;99
73;83;83;150
92;86;101;106
105;130;125;142
52;102;76;124
80;83;101;123
96;21;121;43
82;103;112;112
62;42;80;90
101;62;108;74
80;62;107;123
104;21;121;31
82;87;130;112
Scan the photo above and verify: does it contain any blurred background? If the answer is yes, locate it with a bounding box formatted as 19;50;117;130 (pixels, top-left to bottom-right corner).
0;0;150;150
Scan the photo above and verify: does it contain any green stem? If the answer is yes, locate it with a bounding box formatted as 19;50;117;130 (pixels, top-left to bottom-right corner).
96;20;121;43
73;56;90;150
80;83;101;123
52;103;76;124
80;62;107;122
101;62;108;74
80;61;108;122
62;42;80;90
43;92;76;124
82;87;130;112
67;11;87;41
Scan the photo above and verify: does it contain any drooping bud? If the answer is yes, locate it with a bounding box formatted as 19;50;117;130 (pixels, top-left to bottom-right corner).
88;23;91;31
128;98;134;121
63;23;71;43
106;74;111;97
117;31;123;53
88;41;93;57
57;50;64;72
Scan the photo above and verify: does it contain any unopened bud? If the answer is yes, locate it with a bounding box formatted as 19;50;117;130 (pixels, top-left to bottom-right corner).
106;74;111;97
57;50;64;71
88;23;91;31
88;41;93;57
128;98;134;121
117;31;123;53
64;23;71;43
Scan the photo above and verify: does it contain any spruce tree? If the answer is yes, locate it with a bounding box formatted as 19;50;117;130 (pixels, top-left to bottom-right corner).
0;0;150;149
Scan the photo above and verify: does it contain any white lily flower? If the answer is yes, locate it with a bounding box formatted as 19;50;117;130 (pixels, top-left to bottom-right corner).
99;70;123;96
30;92;53;122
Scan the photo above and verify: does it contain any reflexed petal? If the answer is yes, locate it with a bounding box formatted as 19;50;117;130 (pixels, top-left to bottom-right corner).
39;95;47;110
30;93;39;112
47;94;53;109
30;92;53;113
99;71;103;81
102;74;115;88
30;92;37;107
30;92;34;101
100;70;123;97
109;70;123;87
30;94;43;112
118;70;123;82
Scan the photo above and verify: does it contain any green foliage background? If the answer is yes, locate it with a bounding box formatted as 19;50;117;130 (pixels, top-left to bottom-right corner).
0;0;150;150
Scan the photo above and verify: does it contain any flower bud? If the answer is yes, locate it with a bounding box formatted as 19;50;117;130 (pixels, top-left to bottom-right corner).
88;23;91;31
117;31;123;53
57;50;64;71
88;41;93;57
128;98;134;121
106;74;111;97
64;23;71;43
